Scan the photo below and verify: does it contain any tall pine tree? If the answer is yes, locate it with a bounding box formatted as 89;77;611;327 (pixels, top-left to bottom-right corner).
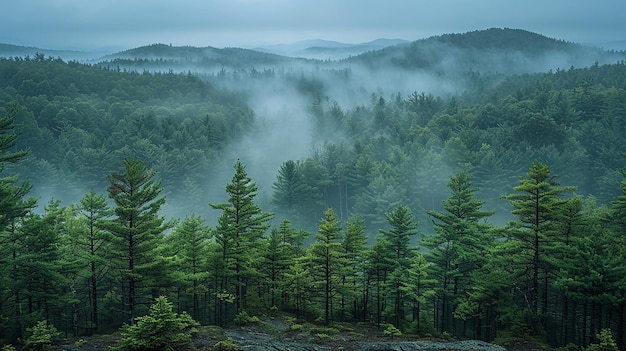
501;162;574;324
380;205;418;328
423;172;494;334
210;160;273;317
105;159;170;324
309;208;345;326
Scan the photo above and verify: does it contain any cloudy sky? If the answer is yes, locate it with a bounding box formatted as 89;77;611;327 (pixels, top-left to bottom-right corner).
1;0;624;50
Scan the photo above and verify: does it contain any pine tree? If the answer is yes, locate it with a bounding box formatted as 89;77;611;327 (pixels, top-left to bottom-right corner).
272;160;308;224
501;162;574;321
74;190;112;332
401;253;436;334
365;236;392;326
423;172;494;334
261;220;307;308
0;104;36;341
17;200;66;328
341;216;367;320
0;104;34;231
210;160;273;317
379;205;418;327
104;159;170;324
308;208;345;326
166;213;211;322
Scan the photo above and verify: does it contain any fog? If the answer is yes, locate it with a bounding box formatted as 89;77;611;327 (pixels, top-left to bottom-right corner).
11;28;626;234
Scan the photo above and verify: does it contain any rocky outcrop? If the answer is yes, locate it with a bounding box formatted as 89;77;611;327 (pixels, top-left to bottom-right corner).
224;322;507;351
359;340;507;351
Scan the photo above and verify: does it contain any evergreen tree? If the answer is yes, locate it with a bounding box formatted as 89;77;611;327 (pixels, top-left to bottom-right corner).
104;159;170;324
308;208;345;326
423;172;494;334
75;190;112;332
0;104;36;341
401;253;436;334
210;160;273;317
501;162;574;322
166;213;211;322
0;104;34;231
379;205;418;327
17;200;66;329
272;160;308;224
364;235;392;326
341;216;367;320
261;220;307;308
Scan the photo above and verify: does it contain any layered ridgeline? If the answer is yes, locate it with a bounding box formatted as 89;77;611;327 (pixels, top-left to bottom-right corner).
1;28;624;228
1;28;626;349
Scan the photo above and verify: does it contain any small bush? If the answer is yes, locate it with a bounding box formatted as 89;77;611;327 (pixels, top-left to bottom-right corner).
232;311;261;325
118;296;199;351
289;324;304;331
315;333;329;340
212;337;239;351
2;345;16;351
24;320;60;351
383;324;402;338
586;329;618;351
73;339;87;347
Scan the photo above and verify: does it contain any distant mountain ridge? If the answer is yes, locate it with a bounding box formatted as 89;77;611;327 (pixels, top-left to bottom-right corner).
254;38;409;59
346;28;626;73
0;43;106;61
2;28;623;75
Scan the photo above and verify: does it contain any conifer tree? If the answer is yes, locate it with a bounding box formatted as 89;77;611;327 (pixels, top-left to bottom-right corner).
0;104;36;341
272;160;308;224
341;216;367;320
423;172;494;333
309;208;345;326
365;236;392;326
166;213;210;322
401;253;436;333
379;205;418;327
75;190;112;332
210;160;273;316
501;162;574;320
261;220;307;308
105;159;170;324
0;104;34;231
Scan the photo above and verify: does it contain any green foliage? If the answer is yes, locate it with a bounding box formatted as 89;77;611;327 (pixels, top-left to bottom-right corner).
586;329;618;351
232;311;261;325
1;345;16;351
212;337;239;351
118;296;199;351
289;323;304;331
23;321;60;351
383;323;402;337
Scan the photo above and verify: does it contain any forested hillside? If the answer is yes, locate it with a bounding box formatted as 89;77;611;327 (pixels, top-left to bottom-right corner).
1;28;626;350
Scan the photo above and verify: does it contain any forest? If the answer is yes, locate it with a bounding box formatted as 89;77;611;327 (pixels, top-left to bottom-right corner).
1;28;626;350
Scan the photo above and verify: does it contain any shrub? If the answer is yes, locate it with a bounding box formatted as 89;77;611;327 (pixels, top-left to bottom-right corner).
212;337;239;351
24;321;60;351
383;324;402;338
118;296;199;351
289;323;304;331
2;345;16;351
586;329;618;351
232;311;261;325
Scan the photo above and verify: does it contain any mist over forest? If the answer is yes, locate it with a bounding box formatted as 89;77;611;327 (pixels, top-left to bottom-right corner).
2;28;626;349
3;28;624;233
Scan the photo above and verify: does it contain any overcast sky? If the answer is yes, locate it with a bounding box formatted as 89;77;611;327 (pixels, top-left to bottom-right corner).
1;0;624;50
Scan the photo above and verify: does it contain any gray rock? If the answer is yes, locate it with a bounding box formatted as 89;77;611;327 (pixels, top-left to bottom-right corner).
359;339;507;351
